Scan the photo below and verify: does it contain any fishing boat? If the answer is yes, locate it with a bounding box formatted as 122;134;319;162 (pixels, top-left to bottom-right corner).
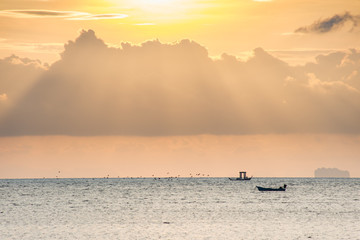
256;184;287;191
229;171;252;181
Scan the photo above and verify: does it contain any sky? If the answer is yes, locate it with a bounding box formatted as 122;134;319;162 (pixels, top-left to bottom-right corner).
0;0;360;178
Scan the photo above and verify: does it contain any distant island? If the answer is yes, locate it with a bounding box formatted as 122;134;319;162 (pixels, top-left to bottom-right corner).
314;168;350;178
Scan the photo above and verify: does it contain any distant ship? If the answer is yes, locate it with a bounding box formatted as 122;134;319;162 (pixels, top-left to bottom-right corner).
229;171;252;181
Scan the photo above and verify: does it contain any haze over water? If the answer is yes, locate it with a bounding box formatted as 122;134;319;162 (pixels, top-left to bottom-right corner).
1;177;359;239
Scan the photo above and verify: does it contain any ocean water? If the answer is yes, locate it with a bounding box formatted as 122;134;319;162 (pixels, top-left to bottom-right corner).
0;178;359;240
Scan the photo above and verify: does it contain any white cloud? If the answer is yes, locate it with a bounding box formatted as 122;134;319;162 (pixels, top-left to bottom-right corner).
0;55;45;99
306;73;359;94
0;30;359;136
0;9;128;20
68;13;128;20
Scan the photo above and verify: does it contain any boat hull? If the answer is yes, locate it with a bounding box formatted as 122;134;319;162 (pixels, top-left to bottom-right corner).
256;186;286;191
229;177;252;181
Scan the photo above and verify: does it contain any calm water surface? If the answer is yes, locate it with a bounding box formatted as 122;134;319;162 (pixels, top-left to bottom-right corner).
0;178;359;239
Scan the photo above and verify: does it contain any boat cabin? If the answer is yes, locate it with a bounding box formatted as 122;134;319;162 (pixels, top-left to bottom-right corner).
239;171;247;179
229;171;252;181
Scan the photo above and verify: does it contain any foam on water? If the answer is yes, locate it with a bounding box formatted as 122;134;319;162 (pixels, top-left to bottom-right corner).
0;178;359;239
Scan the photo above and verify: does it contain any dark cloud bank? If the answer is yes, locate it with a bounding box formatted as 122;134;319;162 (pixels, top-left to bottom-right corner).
1;30;360;136
295;12;360;34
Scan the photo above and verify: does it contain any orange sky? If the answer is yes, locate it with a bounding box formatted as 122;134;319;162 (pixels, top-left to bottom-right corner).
1;0;360;178
1;0;360;64
1;135;359;178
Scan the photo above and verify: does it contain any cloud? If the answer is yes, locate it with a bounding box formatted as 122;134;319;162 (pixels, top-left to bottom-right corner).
0;54;47;95
68;13;128;21
295;12;360;34
0;30;359;136
0;9;127;20
0;55;45;118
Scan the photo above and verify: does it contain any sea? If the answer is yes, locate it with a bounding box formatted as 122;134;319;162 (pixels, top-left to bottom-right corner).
0;177;359;240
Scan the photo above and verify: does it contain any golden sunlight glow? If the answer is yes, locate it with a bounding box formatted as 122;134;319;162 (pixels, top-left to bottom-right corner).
111;0;200;23
122;0;182;11
136;0;178;5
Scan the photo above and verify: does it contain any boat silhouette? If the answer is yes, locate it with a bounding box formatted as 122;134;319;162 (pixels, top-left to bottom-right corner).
256;184;287;191
229;171;252;181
